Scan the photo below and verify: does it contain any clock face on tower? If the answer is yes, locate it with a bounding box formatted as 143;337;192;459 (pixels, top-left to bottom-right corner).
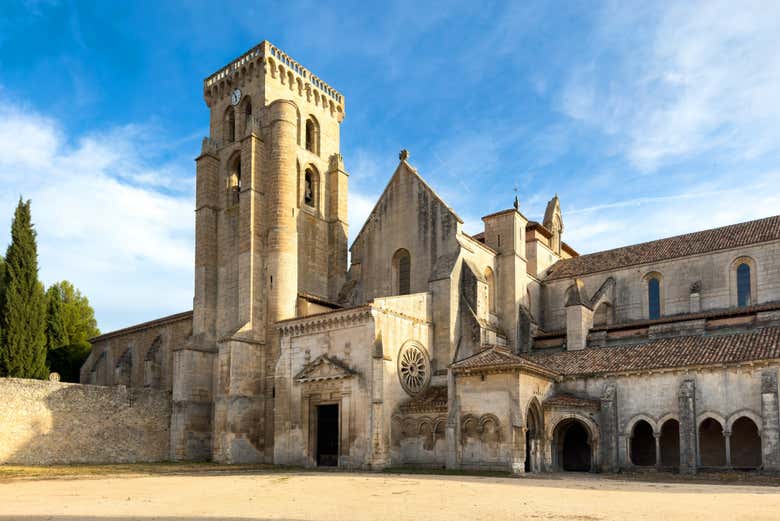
230;88;241;106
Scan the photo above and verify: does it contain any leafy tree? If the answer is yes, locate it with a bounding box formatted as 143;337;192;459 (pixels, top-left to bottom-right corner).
45;280;100;382
0;198;47;378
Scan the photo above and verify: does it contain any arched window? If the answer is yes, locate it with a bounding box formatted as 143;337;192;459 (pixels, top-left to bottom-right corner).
647;276;661;320
305;116;319;155
243;98;252;134
225;108;236;143
629;420;656;466
485;267;496;314
737;263;751;307
304;167;316;208
393;249;411;295
227;154;241;204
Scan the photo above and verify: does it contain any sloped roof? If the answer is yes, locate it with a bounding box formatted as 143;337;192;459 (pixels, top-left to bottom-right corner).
523;326;780;377
450;345;558;377
545;215;780;281
350;159;463;251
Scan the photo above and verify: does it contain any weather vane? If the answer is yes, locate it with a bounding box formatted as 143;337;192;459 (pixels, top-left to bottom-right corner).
513;183;519;211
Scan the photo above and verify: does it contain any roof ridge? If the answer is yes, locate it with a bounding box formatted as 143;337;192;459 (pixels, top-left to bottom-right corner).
546;214;780;280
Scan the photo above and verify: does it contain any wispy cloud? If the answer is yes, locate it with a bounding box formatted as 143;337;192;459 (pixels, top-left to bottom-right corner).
0;95;194;332
560;0;780;171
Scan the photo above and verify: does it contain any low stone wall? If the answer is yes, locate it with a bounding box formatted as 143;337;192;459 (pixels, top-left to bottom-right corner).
0;378;170;464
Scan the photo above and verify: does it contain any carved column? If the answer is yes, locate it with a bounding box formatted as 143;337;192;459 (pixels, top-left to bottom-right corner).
761;370;780;470
654;432;661;470
600;382;619;472
511;425;526;475
678;379;697;474
724;430;732;468
446;369;460;470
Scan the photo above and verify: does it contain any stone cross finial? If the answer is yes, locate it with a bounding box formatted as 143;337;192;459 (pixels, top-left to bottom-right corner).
399;149;409;161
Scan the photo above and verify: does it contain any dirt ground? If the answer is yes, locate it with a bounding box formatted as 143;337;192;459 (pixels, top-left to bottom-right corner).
1;468;780;521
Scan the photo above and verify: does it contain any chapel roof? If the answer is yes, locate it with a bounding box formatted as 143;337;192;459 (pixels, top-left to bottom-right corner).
544;215;780;281
522;326;780;377
450;345;558;378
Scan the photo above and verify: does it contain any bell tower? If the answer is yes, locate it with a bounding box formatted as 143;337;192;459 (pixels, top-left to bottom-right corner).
171;41;348;462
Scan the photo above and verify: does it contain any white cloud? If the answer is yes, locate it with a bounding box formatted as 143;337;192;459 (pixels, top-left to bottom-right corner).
563;169;780;253
0;97;194;332
560;0;780;170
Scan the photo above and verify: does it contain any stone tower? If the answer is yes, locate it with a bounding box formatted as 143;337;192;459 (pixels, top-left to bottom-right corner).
171;41;348;462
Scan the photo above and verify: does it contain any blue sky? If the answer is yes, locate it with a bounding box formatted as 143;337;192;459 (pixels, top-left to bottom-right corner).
0;1;778;332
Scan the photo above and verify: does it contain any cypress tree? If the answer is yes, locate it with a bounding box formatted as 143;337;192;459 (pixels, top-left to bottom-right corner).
0;198;47;378
45;281;99;382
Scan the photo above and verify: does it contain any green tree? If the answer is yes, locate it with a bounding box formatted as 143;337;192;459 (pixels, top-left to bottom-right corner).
0;198;47;378
45;280;100;382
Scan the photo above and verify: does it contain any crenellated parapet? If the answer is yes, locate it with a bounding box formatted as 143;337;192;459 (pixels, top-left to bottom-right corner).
203;41;345;121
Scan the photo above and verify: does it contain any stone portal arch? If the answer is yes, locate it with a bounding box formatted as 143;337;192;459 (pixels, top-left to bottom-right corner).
525;398;544;472
549;415;598;472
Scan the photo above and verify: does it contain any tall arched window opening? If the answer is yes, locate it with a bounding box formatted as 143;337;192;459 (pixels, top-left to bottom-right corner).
485;267;496;314
393;249;411;296
737;263;751;307
648;277;661;319
305;116;319;155
304;168;316;208
629;420;656;466
243;99;252;134
225;108;236;143
228;155;241;204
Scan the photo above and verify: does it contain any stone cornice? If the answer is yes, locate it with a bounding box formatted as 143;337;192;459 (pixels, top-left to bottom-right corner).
277;306;372;335
369;304;431;326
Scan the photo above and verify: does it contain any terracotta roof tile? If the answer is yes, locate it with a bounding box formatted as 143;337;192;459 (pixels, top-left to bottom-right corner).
545;215;780;280
451;345;557;377
523;326;780;377
590;301;780;332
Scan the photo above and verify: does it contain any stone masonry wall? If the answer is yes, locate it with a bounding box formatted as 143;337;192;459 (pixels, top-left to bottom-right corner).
0;378;170;464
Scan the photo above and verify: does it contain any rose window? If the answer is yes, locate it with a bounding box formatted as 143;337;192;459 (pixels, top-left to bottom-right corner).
398;344;431;395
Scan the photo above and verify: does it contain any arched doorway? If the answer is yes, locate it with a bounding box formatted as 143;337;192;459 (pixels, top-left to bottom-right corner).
659;419;680;469
699;418;726;467
730;417;761;469
553;419;592;472
629;420;656;466
525;400;544;472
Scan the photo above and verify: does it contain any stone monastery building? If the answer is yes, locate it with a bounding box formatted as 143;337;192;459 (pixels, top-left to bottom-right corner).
83;41;780;474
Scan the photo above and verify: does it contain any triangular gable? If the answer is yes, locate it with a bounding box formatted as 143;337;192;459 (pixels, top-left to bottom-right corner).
295;354;356;383
350;159;464;252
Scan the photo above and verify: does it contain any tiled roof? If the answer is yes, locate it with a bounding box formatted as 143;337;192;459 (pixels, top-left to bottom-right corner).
590;301;780;332
545;215;780;280
523;326;780;377
399;385;448;413
451;345;558;377
90;310;193;343
544;394;600;409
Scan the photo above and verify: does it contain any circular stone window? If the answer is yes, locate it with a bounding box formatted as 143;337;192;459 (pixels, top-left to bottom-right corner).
398;343;431;395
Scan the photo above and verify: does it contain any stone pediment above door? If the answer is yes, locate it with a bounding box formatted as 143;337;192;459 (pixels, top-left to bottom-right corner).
295;355;357;383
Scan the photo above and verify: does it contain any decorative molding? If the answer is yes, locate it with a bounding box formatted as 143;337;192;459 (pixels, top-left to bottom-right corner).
295;354;356;383
277;306;371;335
